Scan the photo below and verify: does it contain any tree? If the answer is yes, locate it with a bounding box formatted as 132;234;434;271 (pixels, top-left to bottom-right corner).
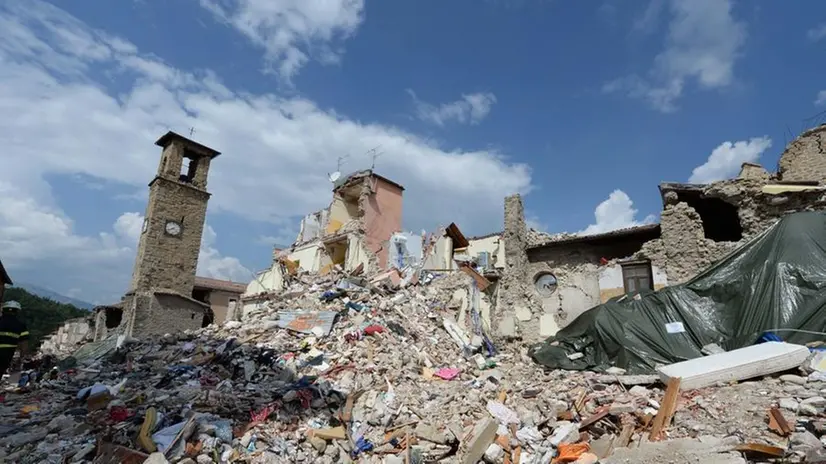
3;287;89;347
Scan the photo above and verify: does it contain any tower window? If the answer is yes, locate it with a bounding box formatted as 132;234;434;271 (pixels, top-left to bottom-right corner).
180;158;192;183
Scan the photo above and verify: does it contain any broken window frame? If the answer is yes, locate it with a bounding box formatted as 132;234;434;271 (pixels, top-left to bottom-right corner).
620;260;654;293
533;271;558;297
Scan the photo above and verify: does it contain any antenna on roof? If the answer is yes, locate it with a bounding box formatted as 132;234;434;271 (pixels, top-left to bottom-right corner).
366;145;383;170
189;127;196;137
336;154;349;172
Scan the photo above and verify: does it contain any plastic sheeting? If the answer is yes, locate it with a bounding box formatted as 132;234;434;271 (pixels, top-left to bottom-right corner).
531;212;826;374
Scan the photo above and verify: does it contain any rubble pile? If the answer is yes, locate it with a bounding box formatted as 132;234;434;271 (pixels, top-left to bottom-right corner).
5;269;826;463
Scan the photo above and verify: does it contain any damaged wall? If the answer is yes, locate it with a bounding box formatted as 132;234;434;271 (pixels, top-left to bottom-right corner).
639;177;826;283
362;176;404;269
467;233;506;270
779;124;826;182
526;232;659;336
422;235;454;270
40;318;91;356
498;194;543;342
126;292;206;337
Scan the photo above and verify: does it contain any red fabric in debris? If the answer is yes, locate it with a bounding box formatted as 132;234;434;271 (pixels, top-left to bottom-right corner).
363;325;384;336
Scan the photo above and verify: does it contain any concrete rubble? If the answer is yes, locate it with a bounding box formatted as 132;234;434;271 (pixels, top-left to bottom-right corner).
3;265;826;463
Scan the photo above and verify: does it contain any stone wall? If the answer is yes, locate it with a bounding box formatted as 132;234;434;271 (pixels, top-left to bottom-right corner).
738;163;771;182
527;236;655;333
498;195;542;341
127;292;205;337
40;318;91;356
639;179;826;283
779;125;826;182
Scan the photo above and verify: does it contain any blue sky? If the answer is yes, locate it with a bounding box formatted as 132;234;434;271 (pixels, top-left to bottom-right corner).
1;0;825;304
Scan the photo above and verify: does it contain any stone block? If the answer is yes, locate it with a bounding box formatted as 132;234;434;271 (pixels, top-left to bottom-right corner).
498;315;517;338
539;314;558;338
514;306;532;321
462;418;497;464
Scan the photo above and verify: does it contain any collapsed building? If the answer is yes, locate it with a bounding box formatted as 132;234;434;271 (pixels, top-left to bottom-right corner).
245;170;405;302
498;124;826;344
242;172;507;321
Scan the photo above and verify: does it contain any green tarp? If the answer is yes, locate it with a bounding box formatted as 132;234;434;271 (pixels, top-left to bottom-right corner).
530;211;826;374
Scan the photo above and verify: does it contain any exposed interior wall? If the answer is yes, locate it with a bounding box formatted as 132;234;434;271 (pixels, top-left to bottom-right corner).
320;240;348;274
327;194;358;235
362;178;404;269
422;235;453;270
246;267;284;295
296;210;329;243
346;235;372;271
287;243;322;273
467;235;506;269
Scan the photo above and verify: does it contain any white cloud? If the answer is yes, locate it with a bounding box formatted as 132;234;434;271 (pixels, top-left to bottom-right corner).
198;0;365;81
604;0;746;112
199;224;252;283
580;190;656;235
808;23;826;42
0;1;532;301
688;136;772;184
816;90;826;106
408;90;498;126
632;0;665;34
113;212;145;245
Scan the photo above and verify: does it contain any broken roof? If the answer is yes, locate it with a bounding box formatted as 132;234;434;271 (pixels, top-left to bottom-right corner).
194;276;247;294
333;169;405;192
445;222;469;248
0;258;11;286
527;223;661;251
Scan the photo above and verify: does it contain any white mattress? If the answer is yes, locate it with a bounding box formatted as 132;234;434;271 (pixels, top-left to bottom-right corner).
656;341;810;390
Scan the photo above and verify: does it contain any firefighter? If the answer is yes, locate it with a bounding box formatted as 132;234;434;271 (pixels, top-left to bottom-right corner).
0;300;29;378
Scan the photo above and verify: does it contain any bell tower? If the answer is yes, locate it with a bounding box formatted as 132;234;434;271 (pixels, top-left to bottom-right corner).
129;131;221;297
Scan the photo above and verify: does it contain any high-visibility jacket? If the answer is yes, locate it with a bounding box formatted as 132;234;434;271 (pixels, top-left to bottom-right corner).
0;314;28;349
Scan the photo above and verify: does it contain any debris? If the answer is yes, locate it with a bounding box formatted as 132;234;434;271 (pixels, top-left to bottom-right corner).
554;442;590;463
648;376;681;441
767;407;793;437
657;342;810;390
276;310;338;336
462;418;497;464
433;367;460;380
310;426;347;441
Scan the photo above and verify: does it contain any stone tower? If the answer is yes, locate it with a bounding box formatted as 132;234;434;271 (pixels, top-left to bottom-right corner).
129;131;221;297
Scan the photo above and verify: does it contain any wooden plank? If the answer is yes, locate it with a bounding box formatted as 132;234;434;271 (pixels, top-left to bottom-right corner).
648;377;681;441
616;424;634;448
578;407;609;431
459;264;491;291
735;443;785;458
